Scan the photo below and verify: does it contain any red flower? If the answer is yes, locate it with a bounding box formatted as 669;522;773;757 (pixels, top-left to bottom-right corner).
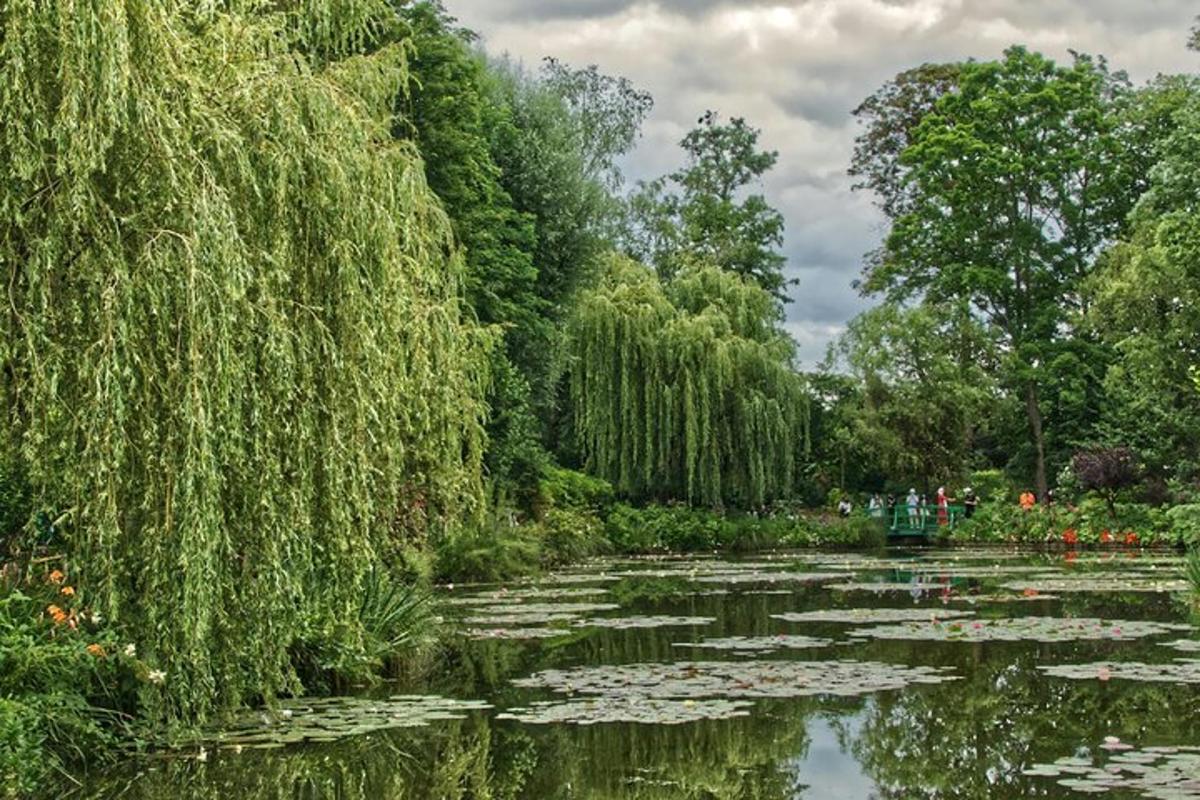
1124;531;1140;547
1062;528;1079;546
1099;530;1113;544
1019;492;1037;511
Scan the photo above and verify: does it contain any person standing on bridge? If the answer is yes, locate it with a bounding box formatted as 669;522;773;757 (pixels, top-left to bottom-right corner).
906;489;919;527
936;487;950;526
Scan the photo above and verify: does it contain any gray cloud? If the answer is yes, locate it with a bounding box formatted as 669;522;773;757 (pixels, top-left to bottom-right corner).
445;0;1199;367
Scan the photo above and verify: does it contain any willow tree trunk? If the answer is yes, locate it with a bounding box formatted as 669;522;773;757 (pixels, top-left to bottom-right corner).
1025;381;1049;500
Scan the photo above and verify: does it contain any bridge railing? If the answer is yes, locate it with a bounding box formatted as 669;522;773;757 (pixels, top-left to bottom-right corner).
867;504;968;534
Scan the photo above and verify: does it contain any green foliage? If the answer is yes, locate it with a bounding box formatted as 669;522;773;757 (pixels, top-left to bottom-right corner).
626;112;791;302
1086;78;1200;488
968;470;1013;503
0;573;142;796
826;302;1000;489
569;257;809;507
603;504;883;554
861;46;1143;498
537;467;615;515
0;1;490;721
291;569;434;690
485;55;652;427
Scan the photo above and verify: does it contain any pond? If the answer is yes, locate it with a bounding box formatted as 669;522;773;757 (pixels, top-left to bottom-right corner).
61;548;1200;799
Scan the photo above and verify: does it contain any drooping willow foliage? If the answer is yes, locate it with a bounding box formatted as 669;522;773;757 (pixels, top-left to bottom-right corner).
0;0;491;718
569;256;810;508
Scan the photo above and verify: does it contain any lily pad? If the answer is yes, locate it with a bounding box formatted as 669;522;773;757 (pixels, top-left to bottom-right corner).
465;627;574;640
573;615;716;630
1163;640;1200;653
827;581;953;593
497;697;754;726
181;696;492;749
1001;578;1188;594
850;617;1190;643
1039;659;1200;683
691;571;854;585
771;608;975;624
511;659;958;699
671;635;832;653
1024;745;1200;798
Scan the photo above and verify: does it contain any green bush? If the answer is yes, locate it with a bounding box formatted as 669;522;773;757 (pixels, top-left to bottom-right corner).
433;520;542;584
968;469;1012;503
537;468;614;515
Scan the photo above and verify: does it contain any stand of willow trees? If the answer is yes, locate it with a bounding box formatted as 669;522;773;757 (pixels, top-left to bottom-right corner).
0;0;491;719
570;257;810;508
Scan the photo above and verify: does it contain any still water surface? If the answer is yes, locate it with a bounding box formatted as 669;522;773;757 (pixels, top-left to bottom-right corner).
66;548;1200;799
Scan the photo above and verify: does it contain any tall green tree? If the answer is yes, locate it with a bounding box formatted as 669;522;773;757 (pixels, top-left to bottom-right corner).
569;256;808;507
485;57;653;433
626;112;792;303
860;46;1142;498
0;0;490;719
1087;79;1200;488
396;2;548;496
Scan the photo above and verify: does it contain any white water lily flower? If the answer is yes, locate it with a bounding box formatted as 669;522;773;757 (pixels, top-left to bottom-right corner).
148;669;166;684
123;643;136;658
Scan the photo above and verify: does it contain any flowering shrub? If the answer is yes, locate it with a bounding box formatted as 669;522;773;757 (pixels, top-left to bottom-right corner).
0;564;160;794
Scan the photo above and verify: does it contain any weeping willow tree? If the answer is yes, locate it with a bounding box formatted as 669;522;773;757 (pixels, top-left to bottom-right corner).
570;256;809;507
0;0;491;719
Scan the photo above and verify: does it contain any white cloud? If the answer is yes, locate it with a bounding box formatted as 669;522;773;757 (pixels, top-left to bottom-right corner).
445;0;1199;367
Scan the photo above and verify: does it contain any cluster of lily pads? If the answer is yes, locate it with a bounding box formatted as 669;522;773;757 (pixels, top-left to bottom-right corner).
181;696;492;750
1000;577;1188;594
672;635;833;654
851;617;1190;644
497;697;755;726
1024;745;1200;798
771;608;975;624
1038;659;1200;683
511;659;958;701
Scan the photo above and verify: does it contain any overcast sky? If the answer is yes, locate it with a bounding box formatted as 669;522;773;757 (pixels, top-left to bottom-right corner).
445;0;1198;367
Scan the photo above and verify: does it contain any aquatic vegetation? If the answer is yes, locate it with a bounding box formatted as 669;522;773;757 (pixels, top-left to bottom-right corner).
441;587;610;607
459;602;620;617
572;616;716;630
466;627;575;640
1024;745;1200;798
511;660;958;699
851;617;1190;643
771;609;975;624
1000;577;1188;593
827;581;952;593
464;612;585;625
1163;639;1200;653
946;592;1060;603
1038;660;1200;683
672;635;832;653
497;697;755;726
691;571;854;585
187;696;493;750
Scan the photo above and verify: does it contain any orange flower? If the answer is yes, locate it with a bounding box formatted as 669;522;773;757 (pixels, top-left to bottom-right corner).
1019;492;1037;511
1124;531;1140;547
47;605;68;624
1062;528;1079;546
47;570;65;585
86;643;105;658
1099;530;1113;544
60;586;75;597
